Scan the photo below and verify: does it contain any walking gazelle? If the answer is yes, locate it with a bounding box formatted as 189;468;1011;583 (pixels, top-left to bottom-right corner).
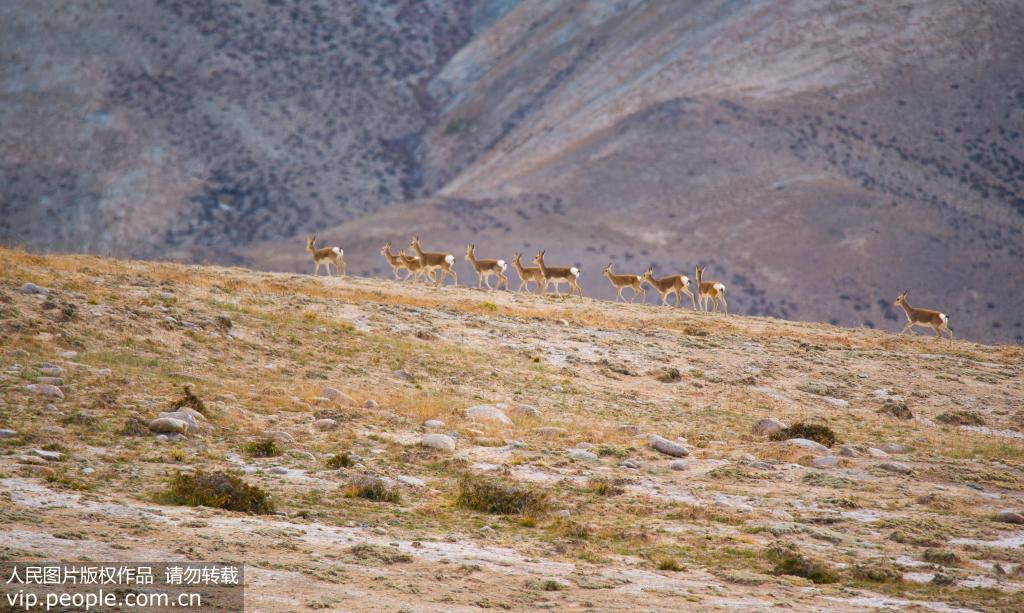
642;266;694;308
465;244;509;290
380;242;409;280
306;235;345;276
603;263;646;303
534;250;582;297
895;290;953;339
398;250;434;283
409;236;457;287
512;253;545;293
695;266;727;315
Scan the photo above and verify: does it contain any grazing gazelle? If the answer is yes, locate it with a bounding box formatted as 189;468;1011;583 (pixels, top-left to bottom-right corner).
306;234;345;276
465;244;509;290
398;250;434;283
533;250;582;297
603;263;646;303
511;252;545;293
695;266;727;315
409;236;457;287
380;242;409;280
642;266;694;308
894;290;953;339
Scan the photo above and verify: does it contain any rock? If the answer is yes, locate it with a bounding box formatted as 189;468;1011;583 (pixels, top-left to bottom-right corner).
393;369;413;381
877;462;913;475
618;424;642;435
576;442;594;449
748;461;775;470
363;399;379;409
533;427;567;437
313;418;338;431
880;443;911;454
39;425;65;436
59;351;78;359
752;418;787;436
824;397;849;408
554;509;571;518
650;434;689;457
25;384;64;400
30;448;62;461
35;377;64;386
621;458;642;469
149;417;189;434
21;283;49;295
159;291;175;300
567;449;598;461
82;467;94;475
771;509;794;521
96;368;112;377
837;445;857;457
422;433;456;451
509;404;541;418
995;510;1024;524
740;453;757;463
670;460;690;471
288;450;317;462
813;456;839;468
268;467;289;475
423;419;445;429
866;447;891;459
464;404;512;426
321;388;355;404
158;411;200;434
39;365;64;376
397;475;426;488
786;438;829;454
0;429;16;438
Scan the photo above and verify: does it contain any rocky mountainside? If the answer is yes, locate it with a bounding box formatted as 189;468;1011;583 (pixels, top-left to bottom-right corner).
2;248;1023;610
3;1;1022;343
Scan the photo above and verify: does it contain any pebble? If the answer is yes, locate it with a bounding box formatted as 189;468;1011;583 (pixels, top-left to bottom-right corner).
877;462;913;475
567;449;599;461
39;366;64;377
464;404;512;426
30;448;62;461
363;399;379;409
621;459;641;469
813;456;839;468
880;443;911;454
313;418;338;431
423;420;445;429
509;404;542;418
393;369;413;381
59;351;78;360
96;368;112;377
617;424;642;435
649;434;689;457
669;459;690;471
21;283;49;295
554;509;571;518
786;438;829;453
158;411;200;434
149;417;189;435
82;467;94;475
25;384;64;400
748;461;775;470
35;377;64;386
532;427;567;437
321;388;355;404
0;429;16;438
266;430;295;443
995;510;1024;524
837;445;857;457
866;447;891;459
422;433;456;451
752;418;787;436
397;475;426;488
268;467;289;475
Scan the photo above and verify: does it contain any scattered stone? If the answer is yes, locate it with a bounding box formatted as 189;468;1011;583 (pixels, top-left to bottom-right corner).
464;404;512;426
749;461;775;470
670;460;690;471
823;397;849;408
158;411;200;434
25;384;64;400
30;448;62;461
866;447;891;459
159;291;175;300
149;417;189;435
617;424;642;435
59;351;78;360
995;510;1024;524
554;509;571;518
0;429;16;438
39;425;65;436
568;449;599;461
740;453;757;463
837;445;857;457
96;368;112;377
82;467;94;475
397;475;426;488
650;434;689;457
880;443;911;454
533;427;567;437
266;431;295;443
363;399;379;409
313;418;338;431
39;365;64;376
786;438;829;454
509;404;541;418
421;433;456;451
752;418;787;436
392;369;413;381
268;467;289;475
423;419;445;429
35;377;63;386
877;462;913;475
21;283;49;295
621;459;641;469
576;442;594;449
321;388;355;404
813;456;839;468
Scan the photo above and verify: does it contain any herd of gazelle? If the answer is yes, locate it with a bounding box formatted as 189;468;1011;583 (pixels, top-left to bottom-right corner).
309;235;953;337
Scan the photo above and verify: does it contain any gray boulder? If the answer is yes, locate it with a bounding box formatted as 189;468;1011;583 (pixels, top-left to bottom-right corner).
25;384;64;400
752;418;787;436
149;417;189;434
422;433;456;451
21;283;49;295
649;434;689;457
464;404;513;426
786;438;829;454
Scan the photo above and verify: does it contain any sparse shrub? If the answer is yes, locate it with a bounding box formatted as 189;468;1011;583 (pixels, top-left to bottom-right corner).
561;520;591;540
877;399;913;420
654;367;682;383
923;549;962;566
595;445;628;459
936;410;985;426
877;518;946;547
656;557;684;572
344;474;400;503
170;384;209;417
802;471;851;489
588;477;623;496
243;439;281;458
164;470;273;514
121;415;150;436
349;543;411;564
770;423;837;447
476;301;498;312
851;558;903;582
456;474;549;516
326;453;354;469
766;543;838;584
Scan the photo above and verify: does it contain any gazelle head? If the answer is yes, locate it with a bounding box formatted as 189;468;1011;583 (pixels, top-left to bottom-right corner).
409;236;420;249
512;252;522;264
643;265;655;279
307;234;317;249
603;262;613;274
532;250;545;265
895;290;908;307
465;244;475;258
380;241;392;255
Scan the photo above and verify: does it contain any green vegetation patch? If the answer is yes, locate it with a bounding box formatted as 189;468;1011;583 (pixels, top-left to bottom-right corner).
163;470;273;514
456;474;549;516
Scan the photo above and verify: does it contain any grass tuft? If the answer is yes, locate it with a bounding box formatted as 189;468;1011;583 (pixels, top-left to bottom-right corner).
456;474;549;516
766;543;838;584
344;474;400;503
242;439;281;458
770;423;837;447
163;470;274;514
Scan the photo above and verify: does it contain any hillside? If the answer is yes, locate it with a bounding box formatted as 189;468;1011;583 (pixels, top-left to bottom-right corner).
1;249;1023;611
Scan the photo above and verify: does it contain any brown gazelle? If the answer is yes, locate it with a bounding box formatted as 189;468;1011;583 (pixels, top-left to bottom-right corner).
894;290;953;339
465;244;509;290
533;250;582;297
306;234;345;276
511;252;545;293
642;266;694;308
603;263;646;303
409;236;457;287
695;266;727;315
380;241;409;280
398;250;434;283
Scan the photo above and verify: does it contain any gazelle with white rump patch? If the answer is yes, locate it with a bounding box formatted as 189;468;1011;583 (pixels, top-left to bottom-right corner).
894;290;953;339
603;263;646;303
642;266;694;308
465;244;509;290
511;252;545;293
409;236;457;287
380;242;409;280
533;250;582;297
306;234;345;276
695;266;727;315
398;250;434;283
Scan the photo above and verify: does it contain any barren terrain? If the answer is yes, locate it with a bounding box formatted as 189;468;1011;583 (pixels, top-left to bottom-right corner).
1;249;1023;611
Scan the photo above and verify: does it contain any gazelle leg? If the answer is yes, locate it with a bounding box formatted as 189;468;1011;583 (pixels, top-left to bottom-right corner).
719;295;728;316
900;322;913;335
933;325;942;338
685;289;696;310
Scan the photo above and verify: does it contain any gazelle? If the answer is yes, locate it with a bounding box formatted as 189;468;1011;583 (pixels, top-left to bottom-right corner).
409;236;457;287
603;263;646;303
511;252;545;293
398;250;434;283
642;266;694;307
695;266;727;315
894;290;953;339
306;234;345;276
533;250;582;297
465;244;509;290
380;241;409;280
